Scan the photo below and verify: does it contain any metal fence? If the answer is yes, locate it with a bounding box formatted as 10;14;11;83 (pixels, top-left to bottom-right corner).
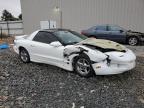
0;21;24;37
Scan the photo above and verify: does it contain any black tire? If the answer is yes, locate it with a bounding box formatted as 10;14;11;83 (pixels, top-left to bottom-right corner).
19;48;30;63
127;37;139;46
74;54;94;77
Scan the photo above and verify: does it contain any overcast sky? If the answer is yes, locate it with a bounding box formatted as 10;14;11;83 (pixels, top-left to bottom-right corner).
0;0;21;17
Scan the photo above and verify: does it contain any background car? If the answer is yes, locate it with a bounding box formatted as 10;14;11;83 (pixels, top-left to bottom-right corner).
81;24;144;46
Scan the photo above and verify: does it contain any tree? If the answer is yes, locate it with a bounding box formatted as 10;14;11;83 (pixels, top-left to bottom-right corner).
18;14;22;20
1;9;18;21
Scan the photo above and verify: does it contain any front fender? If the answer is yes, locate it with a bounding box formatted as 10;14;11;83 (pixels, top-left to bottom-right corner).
64;45;107;64
85;49;107;62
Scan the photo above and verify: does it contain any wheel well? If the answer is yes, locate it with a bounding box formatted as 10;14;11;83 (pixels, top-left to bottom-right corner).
72;53;95;77
72;53;90;67
72;56;79;67
19;46;26;52
127;36;139;41
18;46;30;63
127;36;139;42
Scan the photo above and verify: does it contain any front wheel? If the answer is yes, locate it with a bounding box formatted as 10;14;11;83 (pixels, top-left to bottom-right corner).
74;54;94;77
127;37;139;46
19;48;30;63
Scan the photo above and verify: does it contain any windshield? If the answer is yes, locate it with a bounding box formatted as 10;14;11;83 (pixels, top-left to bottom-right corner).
54;31;87;45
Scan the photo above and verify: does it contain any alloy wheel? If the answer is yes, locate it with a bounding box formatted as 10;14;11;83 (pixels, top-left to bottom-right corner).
20;50;29;62
76;58;91;76
128;37;138;46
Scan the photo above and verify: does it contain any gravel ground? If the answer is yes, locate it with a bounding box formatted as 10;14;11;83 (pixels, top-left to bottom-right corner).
0;48;144;108
126;45;144;57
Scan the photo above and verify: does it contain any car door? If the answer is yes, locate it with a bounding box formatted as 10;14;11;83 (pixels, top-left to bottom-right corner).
94;25;110;39
107;25;126;43
29;31;65;66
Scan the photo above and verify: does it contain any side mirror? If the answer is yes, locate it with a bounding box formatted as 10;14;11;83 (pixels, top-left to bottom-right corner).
50;41;62;47
120;30;124;33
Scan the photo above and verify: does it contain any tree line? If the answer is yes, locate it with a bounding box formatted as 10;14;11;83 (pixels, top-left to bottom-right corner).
0;9;22;21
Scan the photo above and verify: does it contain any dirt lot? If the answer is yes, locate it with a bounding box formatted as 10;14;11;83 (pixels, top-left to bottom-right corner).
0;47;144;108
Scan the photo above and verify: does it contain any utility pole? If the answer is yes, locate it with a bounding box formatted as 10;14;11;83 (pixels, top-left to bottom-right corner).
54;0;63;28
60;11;63;28
60;0;63;28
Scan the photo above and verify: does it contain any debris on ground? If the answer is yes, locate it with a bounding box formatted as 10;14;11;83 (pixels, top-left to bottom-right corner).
0;43;9;49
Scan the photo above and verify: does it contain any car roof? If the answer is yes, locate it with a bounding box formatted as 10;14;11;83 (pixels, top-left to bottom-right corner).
94;24;120;27
39;28;71;33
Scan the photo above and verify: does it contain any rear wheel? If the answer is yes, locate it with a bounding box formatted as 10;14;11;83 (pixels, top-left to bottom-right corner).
19;48;30;63
74;54;94;77
127;37;139;46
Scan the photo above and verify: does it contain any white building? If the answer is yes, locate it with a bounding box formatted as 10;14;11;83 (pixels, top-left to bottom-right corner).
21;0;144;34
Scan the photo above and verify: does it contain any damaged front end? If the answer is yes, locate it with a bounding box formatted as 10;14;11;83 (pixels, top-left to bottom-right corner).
63;38;136;75
92;49;136;75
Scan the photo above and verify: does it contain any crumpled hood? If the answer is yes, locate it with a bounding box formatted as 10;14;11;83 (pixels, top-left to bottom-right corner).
78;38;126;52
127;30;144;36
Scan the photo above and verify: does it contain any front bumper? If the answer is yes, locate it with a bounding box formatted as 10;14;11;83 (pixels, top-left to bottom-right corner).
92;60;136;75
92;49;136;75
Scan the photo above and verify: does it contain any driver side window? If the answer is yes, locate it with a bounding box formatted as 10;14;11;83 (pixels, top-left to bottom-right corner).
33;31;58;44
95;26;107;31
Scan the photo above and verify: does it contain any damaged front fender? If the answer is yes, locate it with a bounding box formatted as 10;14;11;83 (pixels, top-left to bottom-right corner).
63;45;107;64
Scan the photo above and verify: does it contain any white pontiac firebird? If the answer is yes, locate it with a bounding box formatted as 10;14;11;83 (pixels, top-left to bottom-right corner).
13;29;136;77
